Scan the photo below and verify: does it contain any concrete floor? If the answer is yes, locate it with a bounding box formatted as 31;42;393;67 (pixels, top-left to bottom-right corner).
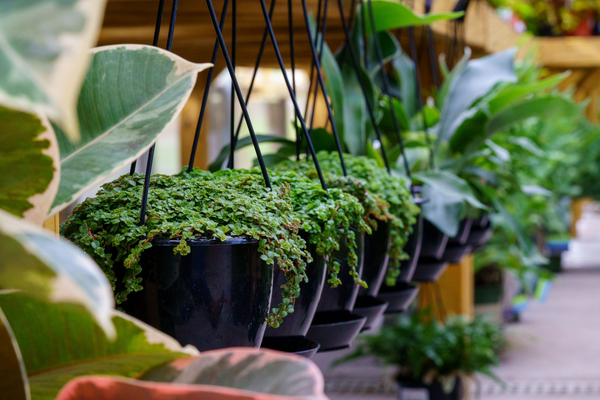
319;269;600;399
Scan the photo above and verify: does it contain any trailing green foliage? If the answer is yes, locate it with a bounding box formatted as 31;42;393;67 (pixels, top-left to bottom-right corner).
60;172;310;328
190;168;369;288
275;152;419;286
337;309;503;388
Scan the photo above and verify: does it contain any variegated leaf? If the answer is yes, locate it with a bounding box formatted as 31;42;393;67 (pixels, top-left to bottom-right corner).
50;45;211;215
0;292;197;400
0;306;29;400
0;106;60;225
0;209;114;336
0;0;107;141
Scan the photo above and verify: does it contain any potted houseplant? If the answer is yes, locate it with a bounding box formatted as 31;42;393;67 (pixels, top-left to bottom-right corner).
61;171;311;351
337;310;504;400
201;167;371;353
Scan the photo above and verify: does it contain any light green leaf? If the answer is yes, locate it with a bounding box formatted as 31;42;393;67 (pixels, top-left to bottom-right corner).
0;209;114;337
321;42;346;142
341;63;368;155
488;71;570;114
358;0;464;32
437;49;471;109
0;292;196;400
0;0;107;141
485;139;510;162
487;96;582;136
50;45;211;215
392;53;417;119
0;307;28;400
414;170;487;209
436;48;518;150
0;107;59;225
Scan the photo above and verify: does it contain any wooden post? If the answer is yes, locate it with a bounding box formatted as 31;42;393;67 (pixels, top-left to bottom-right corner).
42;214;60;236
419;254;474;320
570;197;594;237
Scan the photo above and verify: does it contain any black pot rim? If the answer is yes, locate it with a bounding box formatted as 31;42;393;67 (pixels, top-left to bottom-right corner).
310;311;366;327
152;236;259;246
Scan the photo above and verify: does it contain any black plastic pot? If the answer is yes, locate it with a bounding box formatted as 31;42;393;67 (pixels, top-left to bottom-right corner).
119;237;273;351
448;218;473;245
467;219;493;250
441;244;473;264
398;378;462;400
398;204;425;283
316;229;366;312
306;311;367;352
260;336;320;359
419;220;449;260
359;221;391;297
354;296;389;331
265;232;326;337
411;259;449;283
377;282;419;314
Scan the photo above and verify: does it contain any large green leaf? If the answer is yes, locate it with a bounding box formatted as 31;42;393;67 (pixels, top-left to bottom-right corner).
0;107;59;225
486;96;582;136
56;347;327;400
0;0;107;141
391;53;417;120
435;48;518;150
358;0;463;32
437;49;471;109
208;134;295;172
322;43;346;142
414;170;487;210
50;45;211;215
0;209;114;336
0;307;28;400
341;63;368;155
421;183;466;237
0;292;196;400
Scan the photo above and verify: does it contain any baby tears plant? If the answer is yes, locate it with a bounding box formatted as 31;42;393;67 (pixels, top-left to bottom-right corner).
61;172;310;328
276;151;419;285
190;168;369;288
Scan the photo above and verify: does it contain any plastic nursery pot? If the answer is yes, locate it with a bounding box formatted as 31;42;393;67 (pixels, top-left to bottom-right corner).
419;220;449;260
119;237;273;351
354;296;389;331
260;336;320;359
397;378;462;400
377;282;419;314
448;218;473;245
397;198;426;283
466;218;493;250
440;244;473;264
316;227;366;313
358;221;391;297
265;231;327;338
411;259;449;283
305;310;367;352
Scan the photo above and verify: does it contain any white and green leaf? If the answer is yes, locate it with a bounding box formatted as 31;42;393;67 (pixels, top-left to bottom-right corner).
50;45;212;215
0;107;60;225
0;292;196;400
0;0;107;141
0;209;114;336
0;307;29;400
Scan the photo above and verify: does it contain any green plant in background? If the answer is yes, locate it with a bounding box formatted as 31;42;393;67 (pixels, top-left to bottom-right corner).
337;309;503;390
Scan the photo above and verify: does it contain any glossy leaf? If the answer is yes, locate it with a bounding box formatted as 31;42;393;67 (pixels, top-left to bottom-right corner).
50;45;211;215
358;0;463;32
140;348;326;398
437;49;471;109
208;134;295;172
321;43;346;142
341;63;368;155
0;107;59;225
0;0;107;141
0;306;28;400
436;48;518;150
0;292;196;400
0;209;115;336
391;53;417;119
421;183;466;237
487;96;582;136
414;170;487;209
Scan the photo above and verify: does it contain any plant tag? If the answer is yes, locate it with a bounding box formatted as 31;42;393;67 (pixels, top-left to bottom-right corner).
399;387;429;400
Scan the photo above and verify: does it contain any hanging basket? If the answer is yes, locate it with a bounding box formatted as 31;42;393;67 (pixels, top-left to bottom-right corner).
260;336;320;359
397;196;427;282
119;237;272;351
377;282;420;314
466;216;493;250
411;259;449;283
419;220;450;260
359;221;392;297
